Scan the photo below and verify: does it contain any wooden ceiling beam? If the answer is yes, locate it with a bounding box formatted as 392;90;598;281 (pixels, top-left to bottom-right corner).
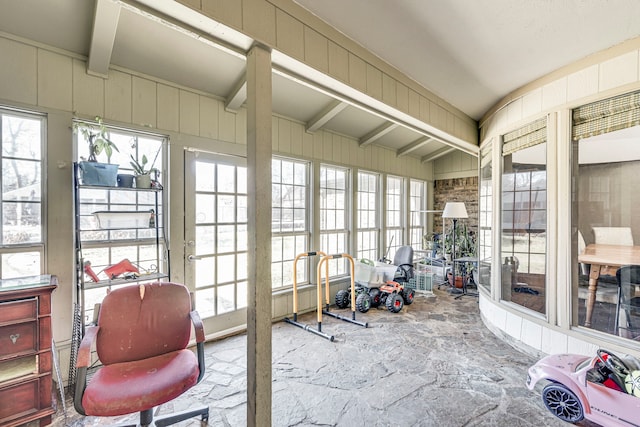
305;100;348;133
397;136;434;157
225;75;247;112
359;122;398;147
87;0;121;78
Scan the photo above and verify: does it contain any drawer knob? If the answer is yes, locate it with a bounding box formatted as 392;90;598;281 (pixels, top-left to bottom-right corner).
10;333;20;344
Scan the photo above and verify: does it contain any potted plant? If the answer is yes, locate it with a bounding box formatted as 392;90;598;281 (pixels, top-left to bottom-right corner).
74;116;120;186
444;223;476;288
129;148;160;189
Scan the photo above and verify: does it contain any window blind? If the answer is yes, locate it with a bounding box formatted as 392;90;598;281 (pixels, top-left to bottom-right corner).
502;117;547;156
480;145;492;168
572;90;640;141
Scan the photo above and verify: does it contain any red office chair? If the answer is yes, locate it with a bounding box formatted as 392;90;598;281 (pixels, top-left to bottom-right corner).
74;282;209;426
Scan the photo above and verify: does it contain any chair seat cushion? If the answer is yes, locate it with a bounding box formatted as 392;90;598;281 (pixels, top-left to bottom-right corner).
82;349;200;416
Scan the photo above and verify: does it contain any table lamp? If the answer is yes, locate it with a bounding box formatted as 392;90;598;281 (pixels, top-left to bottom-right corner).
442;202;468;291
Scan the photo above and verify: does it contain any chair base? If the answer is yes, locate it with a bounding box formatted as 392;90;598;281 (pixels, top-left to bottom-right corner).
115;406;210;427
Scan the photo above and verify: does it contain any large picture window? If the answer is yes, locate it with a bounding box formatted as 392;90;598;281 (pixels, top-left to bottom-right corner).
0;109;44;278
572;90;640;340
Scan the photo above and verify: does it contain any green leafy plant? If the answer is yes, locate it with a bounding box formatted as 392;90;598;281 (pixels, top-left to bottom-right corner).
444;222;476;259
129;154;157;176
74;116;119;162
129;145;161;176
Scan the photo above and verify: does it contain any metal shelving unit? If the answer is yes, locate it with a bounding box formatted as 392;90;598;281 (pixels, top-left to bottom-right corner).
72;162;169;329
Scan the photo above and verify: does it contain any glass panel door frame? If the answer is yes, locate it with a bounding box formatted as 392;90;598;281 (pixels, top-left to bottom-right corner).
184;150;248;335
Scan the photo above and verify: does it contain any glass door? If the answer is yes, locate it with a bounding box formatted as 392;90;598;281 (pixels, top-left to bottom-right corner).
184;151;248;335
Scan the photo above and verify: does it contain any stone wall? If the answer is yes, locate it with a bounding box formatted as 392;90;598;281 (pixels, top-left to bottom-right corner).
433;176;478;236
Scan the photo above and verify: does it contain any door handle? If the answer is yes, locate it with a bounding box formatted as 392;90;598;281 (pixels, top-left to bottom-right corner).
187;254;204;262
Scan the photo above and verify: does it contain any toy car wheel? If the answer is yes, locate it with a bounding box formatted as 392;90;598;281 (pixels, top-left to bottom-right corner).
541;383;584;423
386;292;404;313
356;292;371;313
369;288;381;308
402;288;415;305
335;289;350;309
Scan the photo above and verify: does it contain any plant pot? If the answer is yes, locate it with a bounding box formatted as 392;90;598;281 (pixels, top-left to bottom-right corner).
447;272;464;288
79;161;118;186
135;174;151;189
116;174;135;188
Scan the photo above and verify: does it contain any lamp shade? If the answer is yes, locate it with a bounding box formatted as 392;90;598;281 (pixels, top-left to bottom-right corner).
442;202;468;219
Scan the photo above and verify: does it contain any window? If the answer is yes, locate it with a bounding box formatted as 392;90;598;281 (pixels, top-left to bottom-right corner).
571;91;640;337
409;179;425;252
501;118;547;314
357;171;379;261
74;121;166;322
386;175;403;260
0;109;44;278
271;157;309;288
478;144;492;292
320;165;349;277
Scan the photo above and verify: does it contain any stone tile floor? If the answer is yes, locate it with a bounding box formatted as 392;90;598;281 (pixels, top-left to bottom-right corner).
51;287;599;426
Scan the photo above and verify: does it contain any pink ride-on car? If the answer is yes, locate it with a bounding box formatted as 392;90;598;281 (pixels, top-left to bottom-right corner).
527;349;640;426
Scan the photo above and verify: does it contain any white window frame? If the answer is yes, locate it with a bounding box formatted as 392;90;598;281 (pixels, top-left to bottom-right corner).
385;175;404;260
319;164;349;277
271;156;310;289
0;108;45;278
409;179;426;252
356;171;379;261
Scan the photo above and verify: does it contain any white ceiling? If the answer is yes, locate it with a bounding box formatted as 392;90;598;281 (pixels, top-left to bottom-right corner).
295;0;640;121
1;0;640;161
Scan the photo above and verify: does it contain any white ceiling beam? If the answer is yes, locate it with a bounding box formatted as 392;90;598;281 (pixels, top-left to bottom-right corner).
397;136;434;157
87;0;121;78
421;147;456;163
305;100;348;133
359;122;398;147
225;75;247;112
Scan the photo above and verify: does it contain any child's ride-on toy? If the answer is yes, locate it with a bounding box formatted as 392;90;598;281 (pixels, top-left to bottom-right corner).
335;248;416;313
369;280;414;313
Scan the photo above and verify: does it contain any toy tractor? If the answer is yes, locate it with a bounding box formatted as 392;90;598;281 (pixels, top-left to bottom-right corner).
335;280;414;313
335;249;416;313
371;280;414;313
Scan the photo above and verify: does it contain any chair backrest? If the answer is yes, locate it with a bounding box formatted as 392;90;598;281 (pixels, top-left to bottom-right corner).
96;282;192;365
393;245;414;266
593;227;634;246
578;230;586;254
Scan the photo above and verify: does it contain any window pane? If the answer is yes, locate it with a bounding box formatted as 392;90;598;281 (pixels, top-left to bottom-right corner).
0;111;44;277
1;252;40;278
573;124;640;337
2;115;41;160
501;140;547;315
272;157;309;288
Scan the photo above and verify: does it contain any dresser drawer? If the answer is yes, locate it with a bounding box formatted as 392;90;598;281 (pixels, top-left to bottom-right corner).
0;298;37;324
0;379;38;421
0;322;36;358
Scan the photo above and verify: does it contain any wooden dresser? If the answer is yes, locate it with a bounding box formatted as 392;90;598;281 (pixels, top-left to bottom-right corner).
0;275;57;427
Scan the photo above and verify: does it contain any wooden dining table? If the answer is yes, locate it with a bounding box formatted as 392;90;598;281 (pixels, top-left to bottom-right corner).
578;244;640;328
